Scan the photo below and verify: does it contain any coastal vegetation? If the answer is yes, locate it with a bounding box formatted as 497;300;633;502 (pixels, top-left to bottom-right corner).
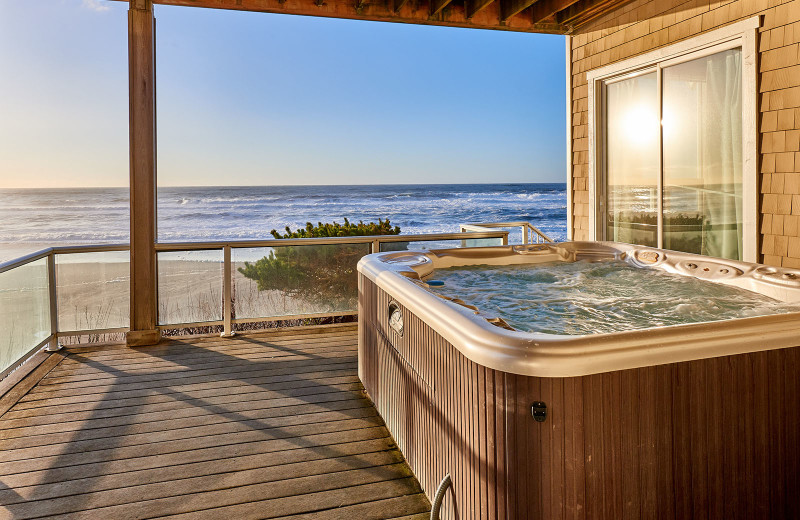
265;218;400;240
238;219;401;306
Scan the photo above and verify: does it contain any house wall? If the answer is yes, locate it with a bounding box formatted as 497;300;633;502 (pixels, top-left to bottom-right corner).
569;0;800;267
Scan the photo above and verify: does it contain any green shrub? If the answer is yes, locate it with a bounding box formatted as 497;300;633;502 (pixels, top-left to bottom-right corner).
238;219;401;306
268;218;400;239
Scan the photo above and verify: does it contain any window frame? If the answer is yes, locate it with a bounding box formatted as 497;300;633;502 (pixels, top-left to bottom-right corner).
585;16;760;262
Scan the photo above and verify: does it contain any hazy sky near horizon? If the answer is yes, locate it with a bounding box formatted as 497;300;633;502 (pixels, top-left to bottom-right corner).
0;0;566;188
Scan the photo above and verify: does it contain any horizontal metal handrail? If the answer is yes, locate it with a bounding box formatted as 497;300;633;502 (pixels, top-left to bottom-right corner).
2;230;508;270
2;231;500;274
1;244;131;274
53;244;131;255
153;230;508;252
0;248;53;274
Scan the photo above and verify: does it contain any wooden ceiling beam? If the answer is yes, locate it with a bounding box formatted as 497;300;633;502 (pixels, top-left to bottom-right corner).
107;0;636;32
556;0;597;22
391;0;408;13
499;0;536;22
530;0;580;23
465;0;494;19
108;0;571;33
555;0;631;26
430;0;454;16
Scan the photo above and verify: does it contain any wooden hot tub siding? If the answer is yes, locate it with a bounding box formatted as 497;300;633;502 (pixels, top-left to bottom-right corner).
358;275;800;520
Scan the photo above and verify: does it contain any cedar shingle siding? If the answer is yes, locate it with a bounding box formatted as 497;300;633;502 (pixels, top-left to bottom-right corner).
570;0;800;267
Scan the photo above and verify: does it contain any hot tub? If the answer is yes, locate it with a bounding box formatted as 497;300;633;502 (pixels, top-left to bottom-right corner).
357;241;800;519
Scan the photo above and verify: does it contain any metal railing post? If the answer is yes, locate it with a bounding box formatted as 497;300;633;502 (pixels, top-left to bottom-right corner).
221;245;235;337
46;252;62;351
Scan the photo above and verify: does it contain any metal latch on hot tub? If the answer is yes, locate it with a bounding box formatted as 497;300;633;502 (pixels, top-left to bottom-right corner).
388;301;404;336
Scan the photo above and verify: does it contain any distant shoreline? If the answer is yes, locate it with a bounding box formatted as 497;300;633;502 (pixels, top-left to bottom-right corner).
0;182;567;192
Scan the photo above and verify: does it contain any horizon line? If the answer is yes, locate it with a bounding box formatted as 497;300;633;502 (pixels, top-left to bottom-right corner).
1;181;567;190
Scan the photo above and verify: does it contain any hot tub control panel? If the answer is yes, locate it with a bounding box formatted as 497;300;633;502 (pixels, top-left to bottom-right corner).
676;260;744;280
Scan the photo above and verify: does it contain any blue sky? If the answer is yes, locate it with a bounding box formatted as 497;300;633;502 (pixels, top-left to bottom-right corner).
0;0;566;187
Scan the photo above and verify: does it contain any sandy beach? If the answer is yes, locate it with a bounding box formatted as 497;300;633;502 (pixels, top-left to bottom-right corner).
162;259;357;323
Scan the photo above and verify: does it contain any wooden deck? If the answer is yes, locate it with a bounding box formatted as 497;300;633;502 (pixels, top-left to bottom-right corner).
0;324;430;519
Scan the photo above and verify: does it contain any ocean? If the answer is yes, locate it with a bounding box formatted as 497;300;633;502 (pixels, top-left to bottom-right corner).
0;183;567;263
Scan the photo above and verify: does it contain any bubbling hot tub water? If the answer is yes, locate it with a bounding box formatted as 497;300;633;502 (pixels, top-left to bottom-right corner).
427;259;800;335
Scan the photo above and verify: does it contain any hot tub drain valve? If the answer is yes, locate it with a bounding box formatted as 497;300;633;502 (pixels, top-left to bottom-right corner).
531;401;547;422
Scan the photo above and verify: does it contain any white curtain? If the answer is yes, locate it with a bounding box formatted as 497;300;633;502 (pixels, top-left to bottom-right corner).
701;50;742;259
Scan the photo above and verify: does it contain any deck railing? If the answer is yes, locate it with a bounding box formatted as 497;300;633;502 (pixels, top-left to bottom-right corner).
460;221;553;245
0;228;512;377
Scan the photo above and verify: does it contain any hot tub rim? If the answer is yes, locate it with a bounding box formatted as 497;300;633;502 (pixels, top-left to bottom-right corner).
357;242;800;377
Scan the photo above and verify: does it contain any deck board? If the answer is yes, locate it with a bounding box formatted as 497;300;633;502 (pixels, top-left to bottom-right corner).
0;325;430;520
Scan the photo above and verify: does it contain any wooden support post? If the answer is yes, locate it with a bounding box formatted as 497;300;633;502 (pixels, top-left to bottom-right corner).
126;0;160;347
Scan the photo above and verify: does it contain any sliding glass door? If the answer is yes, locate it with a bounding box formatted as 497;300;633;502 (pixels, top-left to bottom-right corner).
603;47;743;260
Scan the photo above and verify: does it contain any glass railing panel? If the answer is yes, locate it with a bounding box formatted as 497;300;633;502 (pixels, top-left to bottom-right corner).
0;258;50;374
506;228;526;245
233;243;370;319
56;252;129;332
158;250;223;325
462;237;506;248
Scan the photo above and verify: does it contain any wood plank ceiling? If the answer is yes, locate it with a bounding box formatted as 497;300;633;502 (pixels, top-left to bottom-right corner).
122;0;633;33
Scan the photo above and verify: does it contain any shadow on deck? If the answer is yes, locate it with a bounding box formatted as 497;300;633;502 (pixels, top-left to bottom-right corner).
0;323;430;519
